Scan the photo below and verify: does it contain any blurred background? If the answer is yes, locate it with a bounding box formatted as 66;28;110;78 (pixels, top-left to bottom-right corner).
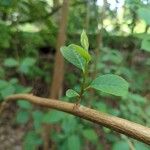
0;0;150;150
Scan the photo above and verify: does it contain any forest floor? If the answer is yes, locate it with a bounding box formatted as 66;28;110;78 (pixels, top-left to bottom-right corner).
0;105;27;150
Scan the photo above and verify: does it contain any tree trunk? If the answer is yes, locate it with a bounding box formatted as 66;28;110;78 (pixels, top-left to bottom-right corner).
92;0;106;79
50;0;69;99
43;0;69;150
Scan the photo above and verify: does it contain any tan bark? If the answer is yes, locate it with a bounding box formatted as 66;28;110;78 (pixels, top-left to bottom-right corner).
50;0;69;99
1;94;150;145
92;0;107;79
42;0;69;149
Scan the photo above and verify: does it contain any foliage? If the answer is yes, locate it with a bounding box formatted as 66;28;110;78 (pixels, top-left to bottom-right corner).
61;31;129;102
0;0;150;150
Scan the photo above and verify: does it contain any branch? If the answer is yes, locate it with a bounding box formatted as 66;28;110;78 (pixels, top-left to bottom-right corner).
1;94;150;145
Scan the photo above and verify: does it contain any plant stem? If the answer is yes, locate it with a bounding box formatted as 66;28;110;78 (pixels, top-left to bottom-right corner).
76;63;88;105
4;93;150;145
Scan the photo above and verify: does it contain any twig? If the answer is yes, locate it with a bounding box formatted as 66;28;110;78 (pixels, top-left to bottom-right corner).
0;94;150;145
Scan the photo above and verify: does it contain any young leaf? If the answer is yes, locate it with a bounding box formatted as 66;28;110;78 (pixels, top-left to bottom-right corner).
66;89;79;98
69;44;91;62
60;46;86;71
89;74;129;97
80;30;89;50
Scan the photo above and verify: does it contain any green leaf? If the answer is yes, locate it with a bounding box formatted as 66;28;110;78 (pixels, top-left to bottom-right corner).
69;44;91;62
81;30;89;50
4;58;18;67
62;115;77;133
0;0;12;6
67;135;81;150
15;85;32;93
66;89;79;98
0;80;15;98
17;100;32;109
112;141;129;150
23;131;42;150
102;49;123;64
16;110;30;124
127;93;146;104
0;84;15;98
32;110;44;130
42;110;65;124
0;67;5;78
0;80;8;89
94;101;108;112
82;129;98;143
89;74;129;97
10;78;18;84
19;57;36;74
60;46;86;71
134;142;149;150
141;38;150;52
138;8;150;25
